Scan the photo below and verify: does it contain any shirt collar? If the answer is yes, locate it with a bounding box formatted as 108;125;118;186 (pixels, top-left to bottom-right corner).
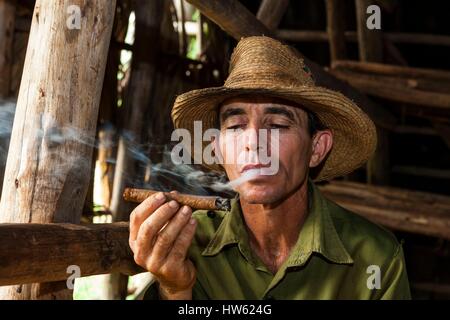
202;179;354;266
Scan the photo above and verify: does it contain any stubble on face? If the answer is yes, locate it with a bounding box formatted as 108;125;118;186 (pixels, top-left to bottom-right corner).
217;96;314;205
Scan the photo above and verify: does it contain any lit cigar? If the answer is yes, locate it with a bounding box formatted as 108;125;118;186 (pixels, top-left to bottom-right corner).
123;188;232;211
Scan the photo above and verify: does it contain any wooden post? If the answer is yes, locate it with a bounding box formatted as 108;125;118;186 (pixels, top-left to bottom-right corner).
256;0;290;31
104;0;164;300
0;0;15;98
325;0;347;62
0;222;144;287
355;0;383;62
355;0;389;185
185;0;397;131
0;0;116;299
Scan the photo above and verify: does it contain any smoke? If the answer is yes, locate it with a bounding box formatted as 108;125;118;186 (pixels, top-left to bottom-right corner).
0;100;15;170
0;101;241;198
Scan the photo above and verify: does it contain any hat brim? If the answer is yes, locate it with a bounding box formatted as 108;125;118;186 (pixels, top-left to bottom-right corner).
171;85;377;182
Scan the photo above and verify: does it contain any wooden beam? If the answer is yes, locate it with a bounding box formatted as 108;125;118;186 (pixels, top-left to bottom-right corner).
276;30;331;42
325;0;347;61
256;0;290;31
185;0;271;40
276;30;450;47
330;68;450;109
185;0;397;130
0;0;16;98
319;181;450;240
331;60;450;82
0;0;116;300
1;181;450;287
0;222;144;287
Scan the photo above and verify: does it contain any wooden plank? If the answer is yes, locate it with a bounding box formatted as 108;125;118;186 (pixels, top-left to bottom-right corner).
0;222;144;287
319;181;450;240
276;30;450;47
0;0;16;98
185;0;397;130
326;0;347;61
330;68;450;109
256;0;290;31
332;60;450;82
0;0;116;300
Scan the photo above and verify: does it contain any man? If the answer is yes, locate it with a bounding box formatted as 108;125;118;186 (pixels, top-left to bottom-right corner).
129;36;411;299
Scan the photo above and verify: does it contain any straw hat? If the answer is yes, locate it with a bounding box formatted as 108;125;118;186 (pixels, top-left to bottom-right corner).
171;36;377;182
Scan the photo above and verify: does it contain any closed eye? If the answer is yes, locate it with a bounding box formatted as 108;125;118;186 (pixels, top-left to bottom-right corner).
226;124;246;130
268;124;290;129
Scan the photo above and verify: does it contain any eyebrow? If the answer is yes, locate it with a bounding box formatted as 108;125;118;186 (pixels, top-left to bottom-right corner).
264;106;296;122
220;107;246;123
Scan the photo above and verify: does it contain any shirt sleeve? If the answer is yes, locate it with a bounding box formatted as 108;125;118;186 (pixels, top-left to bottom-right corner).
377;242;412;300
142;280;160;300
142;279;209;300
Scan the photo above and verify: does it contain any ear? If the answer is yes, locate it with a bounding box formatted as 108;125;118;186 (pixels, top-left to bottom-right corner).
309;129;333;168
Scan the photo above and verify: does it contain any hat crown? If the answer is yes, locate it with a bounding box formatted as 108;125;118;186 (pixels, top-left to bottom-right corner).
225;36;315;89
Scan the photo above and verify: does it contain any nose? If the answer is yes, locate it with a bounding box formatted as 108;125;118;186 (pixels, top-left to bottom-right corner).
243;127;261;152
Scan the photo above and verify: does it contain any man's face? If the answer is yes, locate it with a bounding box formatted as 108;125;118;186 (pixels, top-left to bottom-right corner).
214;95;332;205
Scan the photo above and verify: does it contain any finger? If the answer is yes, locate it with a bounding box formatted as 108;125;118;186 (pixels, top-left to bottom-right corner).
129;192;166;243
151;206;192;262
166;217;197;265
134;200;180;256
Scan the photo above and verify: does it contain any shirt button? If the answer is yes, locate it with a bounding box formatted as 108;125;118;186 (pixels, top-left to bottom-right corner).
207;211;216;218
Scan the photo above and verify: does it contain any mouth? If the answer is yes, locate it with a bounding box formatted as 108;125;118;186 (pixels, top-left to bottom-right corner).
240;163;271;174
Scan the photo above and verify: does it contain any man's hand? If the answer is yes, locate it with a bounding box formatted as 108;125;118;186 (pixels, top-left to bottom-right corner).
129;192;197;300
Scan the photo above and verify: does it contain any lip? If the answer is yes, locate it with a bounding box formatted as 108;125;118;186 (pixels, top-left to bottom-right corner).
240;163;270;173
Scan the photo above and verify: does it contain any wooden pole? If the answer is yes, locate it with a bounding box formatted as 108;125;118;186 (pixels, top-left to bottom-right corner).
355;0;383;62
0;0;116;300
256;0;290;31
325;0;347;62
355;0;389;185
105;0;164;300
0;222;144;286
0;0;15;98
185;0;397;131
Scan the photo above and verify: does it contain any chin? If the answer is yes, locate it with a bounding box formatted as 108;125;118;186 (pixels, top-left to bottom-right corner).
237;182;283;204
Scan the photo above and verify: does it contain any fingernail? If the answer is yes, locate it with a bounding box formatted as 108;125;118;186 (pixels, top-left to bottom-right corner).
155;192;165;201
189;217;196;225
182;206;190;215
168;200;179;209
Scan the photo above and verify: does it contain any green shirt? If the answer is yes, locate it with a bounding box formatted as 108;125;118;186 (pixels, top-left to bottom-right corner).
144;179;411;300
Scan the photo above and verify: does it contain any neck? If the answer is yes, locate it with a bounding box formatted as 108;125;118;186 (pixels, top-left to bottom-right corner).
239;180;309;274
